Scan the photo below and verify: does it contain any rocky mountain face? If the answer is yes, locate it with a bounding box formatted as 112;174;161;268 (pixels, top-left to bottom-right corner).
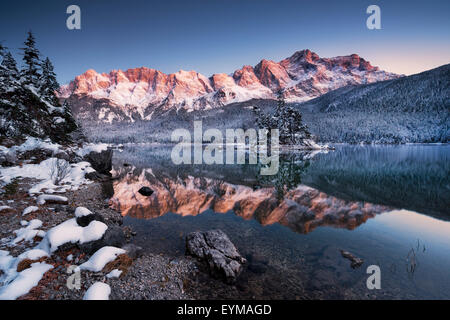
59;50;400;122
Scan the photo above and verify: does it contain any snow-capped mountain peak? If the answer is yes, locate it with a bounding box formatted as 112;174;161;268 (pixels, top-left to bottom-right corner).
59;49;400;122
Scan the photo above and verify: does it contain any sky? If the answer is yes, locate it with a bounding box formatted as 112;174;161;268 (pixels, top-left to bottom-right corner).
0;0;449;84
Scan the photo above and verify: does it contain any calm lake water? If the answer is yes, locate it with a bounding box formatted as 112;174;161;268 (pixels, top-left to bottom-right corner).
108;144;450;299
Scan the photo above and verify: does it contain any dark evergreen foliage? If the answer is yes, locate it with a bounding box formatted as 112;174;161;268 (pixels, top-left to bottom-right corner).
253;90;312;145
0;32;78;144
20;31;41;87
39;57;59;103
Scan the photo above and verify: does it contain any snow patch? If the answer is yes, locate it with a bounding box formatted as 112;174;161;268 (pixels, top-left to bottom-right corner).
0;206;12;213
83;282;111;300
106;269;122;278
10;219;45;245
12;137;61;154
36;195;68;205
74;207;92;218
22;206;39;216
0;158;94;195
0;262;53;300
38;218;107;253
0;248;52;300
76;143;109;157
78;246;125;272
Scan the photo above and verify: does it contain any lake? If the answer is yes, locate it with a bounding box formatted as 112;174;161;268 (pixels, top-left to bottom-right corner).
107;144;450;299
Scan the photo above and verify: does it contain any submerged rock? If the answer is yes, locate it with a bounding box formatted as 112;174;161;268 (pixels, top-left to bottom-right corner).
340;250;364;269
122;244;144;260
186;229;246;284
138;186;154;196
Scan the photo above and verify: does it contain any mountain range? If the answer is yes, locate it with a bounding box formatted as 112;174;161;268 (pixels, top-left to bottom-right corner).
58;49;400;122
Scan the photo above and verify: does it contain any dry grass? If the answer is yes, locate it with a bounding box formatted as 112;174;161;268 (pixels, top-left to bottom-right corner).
16;257;50;272
102;253;133;276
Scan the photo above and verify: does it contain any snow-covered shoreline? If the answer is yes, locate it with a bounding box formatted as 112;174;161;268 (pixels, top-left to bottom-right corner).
0;139;118;299
0;138;196;300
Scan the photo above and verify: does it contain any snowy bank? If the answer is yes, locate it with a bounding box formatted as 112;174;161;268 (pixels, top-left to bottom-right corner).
0;158;95;194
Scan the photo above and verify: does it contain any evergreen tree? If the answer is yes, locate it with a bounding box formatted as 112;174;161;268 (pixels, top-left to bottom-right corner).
0;43;5;58
39;57;59;102
0;52;20;83
0;51;20;95
20;31;41;87
253;90;312;145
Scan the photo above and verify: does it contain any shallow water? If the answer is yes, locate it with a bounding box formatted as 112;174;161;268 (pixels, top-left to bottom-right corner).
109;144;450;299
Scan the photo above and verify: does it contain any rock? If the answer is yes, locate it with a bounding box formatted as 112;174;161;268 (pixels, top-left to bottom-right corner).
83;149;112;176
186;229;246;284
85;170;111;182
5;150;17;164
36;194;68;205
76;213;105;227
65;150;83;163
0;153;6;166
246;253;268;274
340;250;364;269
138;186;154;196
122;244;144;260
248;262;267;274
79;225;126;254
53;150;70;161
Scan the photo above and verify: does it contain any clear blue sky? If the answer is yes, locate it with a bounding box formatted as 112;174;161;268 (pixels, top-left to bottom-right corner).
1;0;449;84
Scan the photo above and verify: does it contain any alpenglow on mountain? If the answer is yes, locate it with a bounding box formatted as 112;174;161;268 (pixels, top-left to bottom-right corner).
58;50;400;122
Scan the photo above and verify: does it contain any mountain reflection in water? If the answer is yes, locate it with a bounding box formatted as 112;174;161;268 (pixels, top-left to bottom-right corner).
109;149;388;235
110;171;389;234
106;144;450;299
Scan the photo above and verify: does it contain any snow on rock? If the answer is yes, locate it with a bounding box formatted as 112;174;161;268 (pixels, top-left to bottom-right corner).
106;269;122;279
38;218;108;253
76;143;109;157
22;206;39;216
74;207;93;218
0;206;13;213
0;250;14;274
10;219;45;246
66;254;73;262
0;158;95;195
83;282;111;300
0;249;52;300
11;137;61;154
16;249;49;263
36;195;68;205
0;262;53;300
78;246;125;272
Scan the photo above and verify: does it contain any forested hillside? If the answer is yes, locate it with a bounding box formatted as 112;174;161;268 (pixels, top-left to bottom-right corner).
299;64;449;143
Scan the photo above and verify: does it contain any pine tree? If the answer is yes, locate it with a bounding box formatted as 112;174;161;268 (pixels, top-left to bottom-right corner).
0;52;20;94
253;90;312;145
1;52;20;82
39;57;59;103
0;43;5;58
20;31;41;87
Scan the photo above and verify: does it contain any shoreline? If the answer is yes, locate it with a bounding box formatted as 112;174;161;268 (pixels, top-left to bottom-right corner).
0;178;199;300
